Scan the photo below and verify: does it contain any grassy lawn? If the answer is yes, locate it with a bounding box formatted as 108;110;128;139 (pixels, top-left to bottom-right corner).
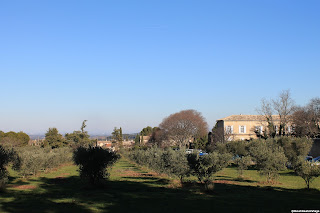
0;157;319;213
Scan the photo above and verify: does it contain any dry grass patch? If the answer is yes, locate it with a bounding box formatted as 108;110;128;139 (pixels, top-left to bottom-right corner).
11;185;37;190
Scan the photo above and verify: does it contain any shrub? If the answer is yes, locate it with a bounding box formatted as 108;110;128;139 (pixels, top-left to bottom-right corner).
17;146;72;177
73;146;120;185
213;142;228;154
276;137;313;169
295;158;320;189
235;156;252;177
128;146;164;173
0;145;19;190
188;152;231;190
226;140;249;157
249;139;287;183
161;149;190;183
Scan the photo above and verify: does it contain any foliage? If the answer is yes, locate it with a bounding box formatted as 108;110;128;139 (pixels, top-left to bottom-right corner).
81;120;87;133
44;128;67;148
226;140;249;157
73;146;120;185
0;131;30;147
0;145;20;189
65;131;91;147
17;146;72;178
235;156;252;177
187;152;231;190
129;146;164;173
193;135;208;150
295;158;320;189
209;122;233;145
65;120;92;147
161;149;190;182
112;127;123;148
159;109;208;148
213;142;229;154
1;157;320;212
140;126;153;136
276;137;313;168
134;134;140;146
249;139;287;182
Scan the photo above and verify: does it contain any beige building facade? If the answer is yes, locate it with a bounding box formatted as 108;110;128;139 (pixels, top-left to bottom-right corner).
216;115;283;141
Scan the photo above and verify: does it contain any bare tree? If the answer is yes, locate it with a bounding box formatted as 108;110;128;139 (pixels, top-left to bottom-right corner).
291;98;320;138
272;90;295;136
308;98;320;131
159;110;208;148
257;98;276;138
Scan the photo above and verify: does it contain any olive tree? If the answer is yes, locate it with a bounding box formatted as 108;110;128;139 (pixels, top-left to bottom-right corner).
187;152;231;190
295;159;320;189
0;145;20;189
235;156;252;177
249;139;287;183
161;149;190;183
276;137;313;169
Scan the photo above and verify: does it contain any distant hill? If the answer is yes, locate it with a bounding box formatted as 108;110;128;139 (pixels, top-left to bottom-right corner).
29;135;45;140
28;133;139;141
90;133;138;141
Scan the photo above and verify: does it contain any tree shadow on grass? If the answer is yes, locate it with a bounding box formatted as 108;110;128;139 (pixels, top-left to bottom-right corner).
215;175;259;183
1;175;320;213
280;171;297;176
121;176;171;185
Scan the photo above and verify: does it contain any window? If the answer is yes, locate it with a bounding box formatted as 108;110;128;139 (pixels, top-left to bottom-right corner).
239;125;246;134
226;126;233;134
255;126;263;134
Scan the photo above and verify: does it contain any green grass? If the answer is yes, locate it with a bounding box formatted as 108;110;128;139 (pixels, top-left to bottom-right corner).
0;158;319;213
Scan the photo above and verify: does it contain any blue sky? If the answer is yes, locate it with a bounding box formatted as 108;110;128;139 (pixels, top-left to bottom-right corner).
1;0;319;135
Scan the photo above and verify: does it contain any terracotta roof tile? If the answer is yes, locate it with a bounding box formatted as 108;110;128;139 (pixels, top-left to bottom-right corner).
217;115;280;121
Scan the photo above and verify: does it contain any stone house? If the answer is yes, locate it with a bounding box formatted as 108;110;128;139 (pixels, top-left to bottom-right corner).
216;114;289;141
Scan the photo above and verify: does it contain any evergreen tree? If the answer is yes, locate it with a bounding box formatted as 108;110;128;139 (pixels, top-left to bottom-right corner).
44;128;67;148
65;120;91;147
134;134;140;146
119;127;123;149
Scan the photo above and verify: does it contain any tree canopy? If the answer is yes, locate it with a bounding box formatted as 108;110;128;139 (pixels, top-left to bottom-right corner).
0;131;30;147
44;128;67;148
159;109;208;148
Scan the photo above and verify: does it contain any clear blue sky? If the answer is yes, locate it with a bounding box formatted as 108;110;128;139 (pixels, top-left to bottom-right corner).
1;0;319;135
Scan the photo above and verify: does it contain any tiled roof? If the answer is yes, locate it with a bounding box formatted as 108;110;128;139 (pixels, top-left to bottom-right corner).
217;115;280;121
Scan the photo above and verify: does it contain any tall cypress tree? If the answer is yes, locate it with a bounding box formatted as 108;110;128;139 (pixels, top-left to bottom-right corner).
119;127;123;149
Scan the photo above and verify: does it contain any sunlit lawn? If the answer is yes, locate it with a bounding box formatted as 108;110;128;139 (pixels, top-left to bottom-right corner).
0;157;319;212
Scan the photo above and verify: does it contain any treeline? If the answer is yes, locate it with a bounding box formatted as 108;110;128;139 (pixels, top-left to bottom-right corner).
0;120;121;190
128;137;320;189
0;121;86;188
257;90;320;138
43;120;95;148
0;131;30;147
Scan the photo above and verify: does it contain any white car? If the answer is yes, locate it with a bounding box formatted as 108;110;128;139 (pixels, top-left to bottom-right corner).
186;149;194;154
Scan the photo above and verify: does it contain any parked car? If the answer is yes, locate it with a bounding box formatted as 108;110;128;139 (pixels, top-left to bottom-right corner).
186;149;194;154
199;152;208;156
312;156;320;165
305;156;313;162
